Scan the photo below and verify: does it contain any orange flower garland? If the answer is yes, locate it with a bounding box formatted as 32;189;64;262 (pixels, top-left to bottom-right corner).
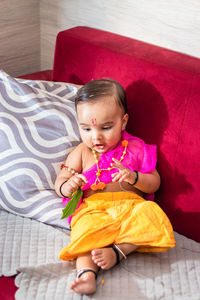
90;182;106;191
121;140;128;148
90;140;128;191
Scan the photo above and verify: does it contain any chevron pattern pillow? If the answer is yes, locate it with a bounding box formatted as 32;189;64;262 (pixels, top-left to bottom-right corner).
0;70;81;229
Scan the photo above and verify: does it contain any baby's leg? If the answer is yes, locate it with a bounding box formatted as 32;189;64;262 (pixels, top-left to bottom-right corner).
69;253;99;295
91;243;138;270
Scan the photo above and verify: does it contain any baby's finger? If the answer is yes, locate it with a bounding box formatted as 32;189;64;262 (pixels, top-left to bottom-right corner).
111;158;123;169
111;172;121;182
67;187;75;195
68;179;79;189
119;174;129;182
112;158;120;164
62;185;75;197
70;175;85;186
77;174;88;184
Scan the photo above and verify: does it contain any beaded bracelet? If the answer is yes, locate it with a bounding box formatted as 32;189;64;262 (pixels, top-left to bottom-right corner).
60;164;78;175
128;170;139;186
59;165;79;197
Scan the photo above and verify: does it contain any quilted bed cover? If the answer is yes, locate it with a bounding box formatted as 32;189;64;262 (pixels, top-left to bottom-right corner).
0;210;200;300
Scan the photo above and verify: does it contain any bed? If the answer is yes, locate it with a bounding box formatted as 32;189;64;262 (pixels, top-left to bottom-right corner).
0;26;200;300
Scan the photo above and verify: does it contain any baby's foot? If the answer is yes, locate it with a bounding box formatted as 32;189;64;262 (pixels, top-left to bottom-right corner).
91;247;119;270
69;272;96;294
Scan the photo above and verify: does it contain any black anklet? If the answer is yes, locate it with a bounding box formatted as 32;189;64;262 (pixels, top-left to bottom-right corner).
77;268;98;280
111;244;120;265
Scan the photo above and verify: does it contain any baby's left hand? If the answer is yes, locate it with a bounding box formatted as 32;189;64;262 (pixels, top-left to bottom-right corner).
111;158;135;185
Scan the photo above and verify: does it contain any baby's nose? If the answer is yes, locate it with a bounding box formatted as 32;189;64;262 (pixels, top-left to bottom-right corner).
92;130;103;141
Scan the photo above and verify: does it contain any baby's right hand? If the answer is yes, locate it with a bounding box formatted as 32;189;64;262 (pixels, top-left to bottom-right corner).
63;174;88;197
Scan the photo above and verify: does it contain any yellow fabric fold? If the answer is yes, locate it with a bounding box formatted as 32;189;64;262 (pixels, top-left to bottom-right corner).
59;192;175;261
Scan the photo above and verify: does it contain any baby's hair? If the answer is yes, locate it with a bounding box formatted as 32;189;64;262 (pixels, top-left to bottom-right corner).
75;78;128;114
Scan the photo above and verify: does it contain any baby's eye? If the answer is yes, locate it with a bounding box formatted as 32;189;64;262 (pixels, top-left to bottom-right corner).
82;128;91;131
102;126;112;130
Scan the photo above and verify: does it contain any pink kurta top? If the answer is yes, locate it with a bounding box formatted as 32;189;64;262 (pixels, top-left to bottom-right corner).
63;131;157;223
81;131;157;190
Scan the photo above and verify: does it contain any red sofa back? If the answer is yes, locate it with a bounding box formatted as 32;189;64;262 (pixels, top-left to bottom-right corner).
53;26;200;242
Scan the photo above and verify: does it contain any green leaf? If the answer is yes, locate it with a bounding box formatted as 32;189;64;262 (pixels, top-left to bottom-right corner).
61;187;83;219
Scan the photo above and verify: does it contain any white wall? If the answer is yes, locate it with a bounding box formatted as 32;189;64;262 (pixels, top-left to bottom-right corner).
0;0;40;77
40;0;200;70
1;0;199;76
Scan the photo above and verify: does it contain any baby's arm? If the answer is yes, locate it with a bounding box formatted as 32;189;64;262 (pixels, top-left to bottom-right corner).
54;143;88;198
111;158;160;194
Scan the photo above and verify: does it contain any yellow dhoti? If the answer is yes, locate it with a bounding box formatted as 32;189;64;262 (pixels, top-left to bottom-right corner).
59;192;175;261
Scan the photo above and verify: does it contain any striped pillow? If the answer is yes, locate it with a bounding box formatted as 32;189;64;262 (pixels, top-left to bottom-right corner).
0;70;81;229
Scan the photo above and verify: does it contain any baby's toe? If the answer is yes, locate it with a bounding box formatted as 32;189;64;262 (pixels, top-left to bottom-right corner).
91;249;102;258
99;262;108;269
97;261;106;268
69;279;77;289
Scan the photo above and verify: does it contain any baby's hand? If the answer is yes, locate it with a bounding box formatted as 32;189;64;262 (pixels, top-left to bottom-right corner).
111;158;135;185
63;174;88;196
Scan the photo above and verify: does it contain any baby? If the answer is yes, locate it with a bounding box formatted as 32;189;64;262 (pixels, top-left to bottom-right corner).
55;78;175;294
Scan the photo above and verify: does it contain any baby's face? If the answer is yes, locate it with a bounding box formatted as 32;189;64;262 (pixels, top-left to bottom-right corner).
77;96;128;154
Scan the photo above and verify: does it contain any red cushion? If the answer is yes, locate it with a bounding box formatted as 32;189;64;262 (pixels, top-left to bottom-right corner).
52;26;200;242
0;276;17;300
19;70;52;81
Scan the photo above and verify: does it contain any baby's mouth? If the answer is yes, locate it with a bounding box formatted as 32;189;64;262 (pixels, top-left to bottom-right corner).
94;144;105;150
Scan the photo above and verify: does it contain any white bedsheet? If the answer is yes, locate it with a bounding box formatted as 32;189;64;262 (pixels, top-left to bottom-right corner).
0;210;200;300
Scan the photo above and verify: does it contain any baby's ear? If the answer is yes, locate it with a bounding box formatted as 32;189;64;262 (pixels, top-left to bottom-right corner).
122;113;129;130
